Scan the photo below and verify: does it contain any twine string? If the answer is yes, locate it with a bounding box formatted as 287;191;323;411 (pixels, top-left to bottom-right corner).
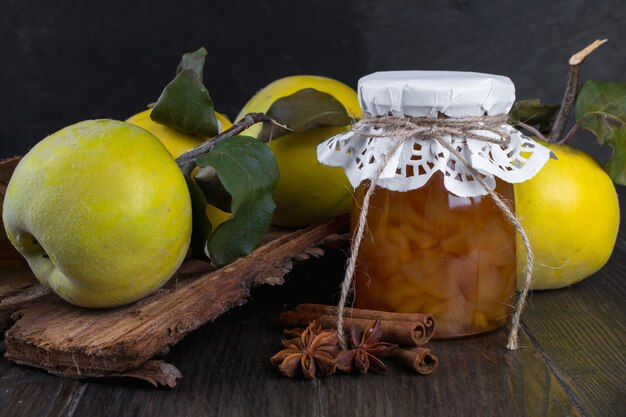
335;136;406;350
352;114;512;147
336;114;532;351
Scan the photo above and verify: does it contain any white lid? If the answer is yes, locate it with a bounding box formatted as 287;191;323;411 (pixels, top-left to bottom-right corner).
358;71;515;118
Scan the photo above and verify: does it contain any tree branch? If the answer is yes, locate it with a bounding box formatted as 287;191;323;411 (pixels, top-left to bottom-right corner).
175;113;290;168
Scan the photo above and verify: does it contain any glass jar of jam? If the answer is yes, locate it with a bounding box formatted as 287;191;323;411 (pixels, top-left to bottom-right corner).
317;71;551;339
352;174;516;337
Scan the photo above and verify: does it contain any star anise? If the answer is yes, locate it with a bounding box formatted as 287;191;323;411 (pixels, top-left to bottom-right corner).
336;320;397;374
282;321;322;339
271;321;338;379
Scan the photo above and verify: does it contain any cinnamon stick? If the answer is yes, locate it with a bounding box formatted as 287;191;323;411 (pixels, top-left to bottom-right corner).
296;303;435;325
294;303;434;344
391;347;439;375
279;305;434;346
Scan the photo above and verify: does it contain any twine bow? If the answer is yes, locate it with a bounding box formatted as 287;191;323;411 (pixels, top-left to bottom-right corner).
352;113;512;146
335;113;533;351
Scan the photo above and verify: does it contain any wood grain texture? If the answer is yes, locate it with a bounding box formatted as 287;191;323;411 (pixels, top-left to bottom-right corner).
0;268;48;331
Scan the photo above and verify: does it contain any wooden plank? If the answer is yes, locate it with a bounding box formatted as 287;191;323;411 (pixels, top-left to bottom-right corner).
0;342;90;417
520;189;626;417
0;268;49;332
3;216;349;384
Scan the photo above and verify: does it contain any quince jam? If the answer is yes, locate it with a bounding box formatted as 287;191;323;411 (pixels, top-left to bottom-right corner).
352;172;516;338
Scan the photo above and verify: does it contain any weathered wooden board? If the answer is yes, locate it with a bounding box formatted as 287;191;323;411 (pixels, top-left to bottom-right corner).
3;218;348;383
0;268;48;331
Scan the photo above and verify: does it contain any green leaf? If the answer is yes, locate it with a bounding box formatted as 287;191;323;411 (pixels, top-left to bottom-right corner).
509;99;560;133
195;136;279;265
575;80;626;185
150;49;218;137
176;47;207;79
194;165;232;212
258;88;352;141
184;176;212;261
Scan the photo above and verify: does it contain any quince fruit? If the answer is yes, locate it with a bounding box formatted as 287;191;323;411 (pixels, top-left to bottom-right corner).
515;140;620;289
236;75;361;228
3;120;192;307
127;109;233;228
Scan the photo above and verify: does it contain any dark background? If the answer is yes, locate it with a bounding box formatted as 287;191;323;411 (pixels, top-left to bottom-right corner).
1;0;624;162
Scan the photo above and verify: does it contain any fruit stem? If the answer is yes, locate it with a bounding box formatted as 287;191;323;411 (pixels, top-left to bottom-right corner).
517;121;547;142
547;63;581;144
175;113;290;169
547;39;607;144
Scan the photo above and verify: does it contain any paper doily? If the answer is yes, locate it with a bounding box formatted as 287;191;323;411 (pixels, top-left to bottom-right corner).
317;124;551;198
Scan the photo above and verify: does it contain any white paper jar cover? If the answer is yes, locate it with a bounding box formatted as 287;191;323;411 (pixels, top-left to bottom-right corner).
317;71;551;198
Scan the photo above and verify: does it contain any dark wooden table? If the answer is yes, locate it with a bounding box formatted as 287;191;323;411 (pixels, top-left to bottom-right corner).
0;193;624;417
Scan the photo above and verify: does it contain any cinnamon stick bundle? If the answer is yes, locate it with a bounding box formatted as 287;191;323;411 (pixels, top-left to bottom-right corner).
296;303;435;327
279;303;435;346
391;347;439;375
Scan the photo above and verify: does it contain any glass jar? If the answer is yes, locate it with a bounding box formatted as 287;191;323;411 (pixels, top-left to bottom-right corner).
351;172;516;338
317;71;551;340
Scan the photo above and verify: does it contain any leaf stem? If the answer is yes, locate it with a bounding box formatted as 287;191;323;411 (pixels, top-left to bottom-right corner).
559;124;579;145
548;39;607;144
175;113;288;168
517;121;547;142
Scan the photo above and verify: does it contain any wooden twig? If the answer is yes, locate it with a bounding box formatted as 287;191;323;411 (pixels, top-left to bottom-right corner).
548;39;607;143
